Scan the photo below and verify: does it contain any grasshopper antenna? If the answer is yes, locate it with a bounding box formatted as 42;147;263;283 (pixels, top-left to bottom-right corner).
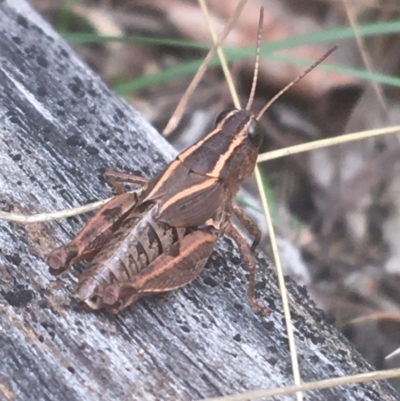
245;7;264;111
256;44;338;120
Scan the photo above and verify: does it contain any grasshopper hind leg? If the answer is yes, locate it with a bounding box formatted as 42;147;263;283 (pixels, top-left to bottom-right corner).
96;228;218;313
47;192;141;274
47;171;148;274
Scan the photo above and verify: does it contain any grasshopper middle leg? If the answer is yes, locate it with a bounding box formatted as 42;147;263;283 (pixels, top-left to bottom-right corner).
104;169;148;195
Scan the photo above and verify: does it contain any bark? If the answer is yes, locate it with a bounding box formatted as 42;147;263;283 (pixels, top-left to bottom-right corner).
0;1;399;401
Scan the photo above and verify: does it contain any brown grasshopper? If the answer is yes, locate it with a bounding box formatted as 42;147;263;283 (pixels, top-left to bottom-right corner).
47;109;267;314
46;11;336;314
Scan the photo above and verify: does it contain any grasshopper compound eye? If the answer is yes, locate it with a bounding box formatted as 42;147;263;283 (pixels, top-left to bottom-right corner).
247;120;263;148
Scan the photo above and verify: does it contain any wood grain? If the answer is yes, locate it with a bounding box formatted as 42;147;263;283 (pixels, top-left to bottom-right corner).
0;1;399;400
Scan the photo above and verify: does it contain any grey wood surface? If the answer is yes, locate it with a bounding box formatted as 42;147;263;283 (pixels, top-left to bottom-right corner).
0;1;399;400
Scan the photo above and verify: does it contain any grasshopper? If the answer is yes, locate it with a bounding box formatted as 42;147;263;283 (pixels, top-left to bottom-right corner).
46;9;335;314
47;109;267;314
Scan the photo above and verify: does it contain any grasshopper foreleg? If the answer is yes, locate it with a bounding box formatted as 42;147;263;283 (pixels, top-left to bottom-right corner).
223;219;269;317
97;228;218;313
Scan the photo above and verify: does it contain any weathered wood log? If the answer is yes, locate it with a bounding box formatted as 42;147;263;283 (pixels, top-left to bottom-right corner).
0;1;399;400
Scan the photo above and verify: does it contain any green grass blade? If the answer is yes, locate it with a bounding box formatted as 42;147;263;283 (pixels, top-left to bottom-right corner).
61;32;208;49
66;21;400;94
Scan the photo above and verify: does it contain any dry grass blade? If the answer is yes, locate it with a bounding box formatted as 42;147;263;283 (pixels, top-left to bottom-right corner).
197;0;242;109
199;368;400;401
0;198;110;223
386;347;400;360
341;0;389;116
163;0;247;135
257;126;400;163
251;53;341;392
253;166;303;400
198;2;304;400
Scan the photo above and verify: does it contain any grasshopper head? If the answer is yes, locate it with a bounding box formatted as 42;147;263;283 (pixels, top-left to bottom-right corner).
178;108;262;190
209;109;263;192
215;108;263;177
